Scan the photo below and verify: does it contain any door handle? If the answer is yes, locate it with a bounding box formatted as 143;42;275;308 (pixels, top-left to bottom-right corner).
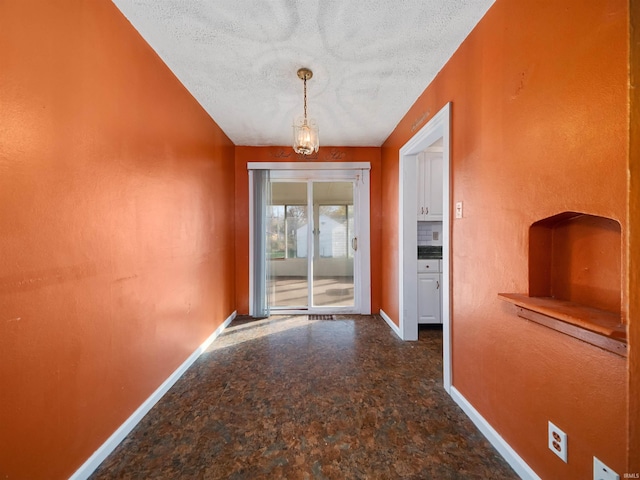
436;280;440;289
351;237;358;251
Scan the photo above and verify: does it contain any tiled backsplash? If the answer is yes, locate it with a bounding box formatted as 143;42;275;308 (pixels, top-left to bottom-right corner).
418;221;443;246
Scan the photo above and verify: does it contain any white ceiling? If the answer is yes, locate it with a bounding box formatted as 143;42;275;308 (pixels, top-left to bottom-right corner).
112;0;495;147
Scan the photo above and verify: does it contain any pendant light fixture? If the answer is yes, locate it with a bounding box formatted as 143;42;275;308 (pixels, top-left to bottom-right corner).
293;68;319;155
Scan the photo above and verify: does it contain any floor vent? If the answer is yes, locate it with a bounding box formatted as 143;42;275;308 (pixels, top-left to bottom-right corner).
308;314;336;321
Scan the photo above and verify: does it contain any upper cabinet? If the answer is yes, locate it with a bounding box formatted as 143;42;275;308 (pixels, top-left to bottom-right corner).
417;151;443;221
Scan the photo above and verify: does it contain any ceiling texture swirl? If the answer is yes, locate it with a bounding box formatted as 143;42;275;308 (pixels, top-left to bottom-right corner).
112;0;495;147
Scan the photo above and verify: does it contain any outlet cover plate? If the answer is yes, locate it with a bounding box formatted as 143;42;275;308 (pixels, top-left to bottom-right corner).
593;457;619;480
548;421;567;462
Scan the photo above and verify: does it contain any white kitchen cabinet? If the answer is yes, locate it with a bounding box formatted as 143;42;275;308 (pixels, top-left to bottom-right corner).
417;260;442;324
417;274;441;324
417;151;443;221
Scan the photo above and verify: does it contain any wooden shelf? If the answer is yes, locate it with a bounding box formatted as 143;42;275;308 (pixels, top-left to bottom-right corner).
498;293;627;357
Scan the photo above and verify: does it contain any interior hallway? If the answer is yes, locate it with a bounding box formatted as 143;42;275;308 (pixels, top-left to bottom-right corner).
90;315;516;479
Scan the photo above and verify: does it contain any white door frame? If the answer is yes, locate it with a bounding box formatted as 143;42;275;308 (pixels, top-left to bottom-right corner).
398;103;452;393
248;162;371;315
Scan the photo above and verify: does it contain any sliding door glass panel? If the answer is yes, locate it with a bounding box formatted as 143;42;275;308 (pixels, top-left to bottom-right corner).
312;182;355;307
270;182;309;308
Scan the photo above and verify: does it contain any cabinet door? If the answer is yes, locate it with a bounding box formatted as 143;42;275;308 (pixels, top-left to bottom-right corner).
417;152;443;221
418;273;441;324
416;152;427;220
427;155;443;219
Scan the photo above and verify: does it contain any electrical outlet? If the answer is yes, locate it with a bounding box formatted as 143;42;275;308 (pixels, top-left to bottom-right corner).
593;457;619;480
548;421;567;462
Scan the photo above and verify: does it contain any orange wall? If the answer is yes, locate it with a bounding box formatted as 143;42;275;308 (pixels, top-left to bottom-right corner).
629;0;640;472
381;0;629;478
234;147;382;315
0;1;236;478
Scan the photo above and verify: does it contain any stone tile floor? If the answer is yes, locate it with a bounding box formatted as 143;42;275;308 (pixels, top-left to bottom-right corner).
91;315;517;479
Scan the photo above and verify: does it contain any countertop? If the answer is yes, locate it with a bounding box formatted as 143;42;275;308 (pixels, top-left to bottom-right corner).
418;245;442;260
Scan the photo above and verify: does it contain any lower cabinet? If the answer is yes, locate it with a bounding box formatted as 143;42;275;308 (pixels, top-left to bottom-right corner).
418;273;442;324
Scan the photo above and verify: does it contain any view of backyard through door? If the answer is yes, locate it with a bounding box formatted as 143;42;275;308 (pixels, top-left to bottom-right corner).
269;181;356;310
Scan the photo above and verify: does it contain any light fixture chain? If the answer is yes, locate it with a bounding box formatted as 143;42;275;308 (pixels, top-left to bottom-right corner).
303;77;308;122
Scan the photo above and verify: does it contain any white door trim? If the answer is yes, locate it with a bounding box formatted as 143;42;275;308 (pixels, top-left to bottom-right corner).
248;163;371;315
398;102;452;393
248;162;371;171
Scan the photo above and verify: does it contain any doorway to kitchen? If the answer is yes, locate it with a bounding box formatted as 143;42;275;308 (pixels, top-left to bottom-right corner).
398;103;452;393
248;163;371;316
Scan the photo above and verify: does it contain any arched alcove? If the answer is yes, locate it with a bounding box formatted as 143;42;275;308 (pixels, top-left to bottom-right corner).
500;212;626;357
529;212;621;313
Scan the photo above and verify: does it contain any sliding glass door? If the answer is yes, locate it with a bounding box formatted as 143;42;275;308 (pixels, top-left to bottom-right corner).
268;179;356;312
269;182;309;308
311;182;355;308
249;164;371;316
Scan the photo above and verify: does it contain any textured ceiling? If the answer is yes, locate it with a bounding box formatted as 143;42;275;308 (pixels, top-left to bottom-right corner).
111;0;495;147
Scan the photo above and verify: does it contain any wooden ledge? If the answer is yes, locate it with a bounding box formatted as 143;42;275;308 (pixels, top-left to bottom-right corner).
498;294;627;357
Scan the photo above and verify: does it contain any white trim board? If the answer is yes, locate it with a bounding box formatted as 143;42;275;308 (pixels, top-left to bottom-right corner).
70;311;237;480
450;387;541;480
380;309;402;338
398;102;452;393
247;162;371;171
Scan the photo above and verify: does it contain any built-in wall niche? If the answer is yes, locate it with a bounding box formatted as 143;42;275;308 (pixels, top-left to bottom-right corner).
499;212;626;357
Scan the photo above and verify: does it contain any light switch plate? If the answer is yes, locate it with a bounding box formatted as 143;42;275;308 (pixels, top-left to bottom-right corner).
455;201;463;219
593;457;619;480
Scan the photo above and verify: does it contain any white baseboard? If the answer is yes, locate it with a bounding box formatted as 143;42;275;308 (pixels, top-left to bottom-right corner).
450;386;540;480
69;311;237;480
379;309;402;339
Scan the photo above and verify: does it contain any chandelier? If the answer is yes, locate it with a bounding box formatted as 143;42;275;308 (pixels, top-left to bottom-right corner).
293;68;319;155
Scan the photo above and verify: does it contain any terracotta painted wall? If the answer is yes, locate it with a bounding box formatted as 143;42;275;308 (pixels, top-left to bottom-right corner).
381;0;629;478
234;147;381;315
629;0;640;473
0;1;236;478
